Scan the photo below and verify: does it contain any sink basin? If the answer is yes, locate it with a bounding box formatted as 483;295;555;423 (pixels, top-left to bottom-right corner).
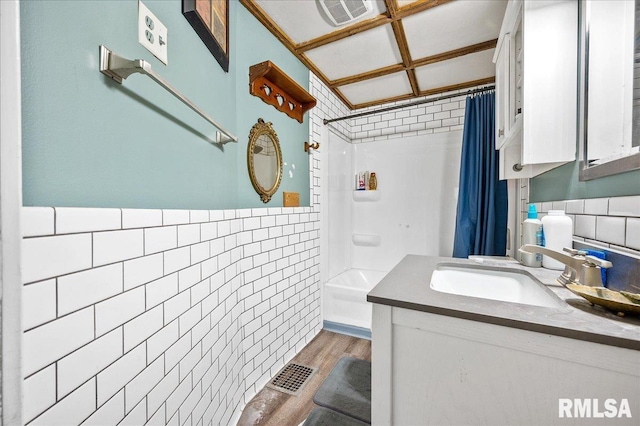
430;263;565;308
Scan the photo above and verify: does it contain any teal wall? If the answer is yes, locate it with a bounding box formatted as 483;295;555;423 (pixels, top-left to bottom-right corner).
21;0;310;209
530;161;640;202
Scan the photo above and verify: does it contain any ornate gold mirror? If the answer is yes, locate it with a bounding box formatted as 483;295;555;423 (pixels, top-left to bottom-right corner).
247;118;283;203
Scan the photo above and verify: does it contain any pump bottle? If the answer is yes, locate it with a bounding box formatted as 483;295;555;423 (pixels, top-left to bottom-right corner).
521;205;543;267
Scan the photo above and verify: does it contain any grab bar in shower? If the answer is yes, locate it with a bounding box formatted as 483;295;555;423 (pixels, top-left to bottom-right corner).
98;45;237;144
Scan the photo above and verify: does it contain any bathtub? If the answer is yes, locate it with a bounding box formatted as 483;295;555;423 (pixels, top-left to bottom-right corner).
323;269;388;334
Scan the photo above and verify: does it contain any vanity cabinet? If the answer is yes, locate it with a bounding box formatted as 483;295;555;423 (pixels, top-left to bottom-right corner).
368;256;640;426
493;0;577;179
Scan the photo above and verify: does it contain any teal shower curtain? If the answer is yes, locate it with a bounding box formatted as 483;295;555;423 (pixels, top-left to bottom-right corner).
453;92;508;258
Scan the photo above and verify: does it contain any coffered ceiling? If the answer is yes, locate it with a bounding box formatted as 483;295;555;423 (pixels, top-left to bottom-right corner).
240;0;507;110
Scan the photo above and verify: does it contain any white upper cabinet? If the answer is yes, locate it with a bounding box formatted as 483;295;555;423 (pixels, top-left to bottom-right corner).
493;0;577;179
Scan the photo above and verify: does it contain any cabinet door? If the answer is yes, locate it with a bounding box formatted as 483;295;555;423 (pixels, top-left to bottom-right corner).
509;15;523;131
522;0;577;165
495;35;511;150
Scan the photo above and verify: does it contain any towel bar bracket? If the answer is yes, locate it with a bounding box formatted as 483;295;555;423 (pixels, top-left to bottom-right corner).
99;45;237;145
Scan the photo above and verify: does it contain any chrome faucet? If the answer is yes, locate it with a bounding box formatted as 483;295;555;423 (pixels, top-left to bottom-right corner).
518;244;612;287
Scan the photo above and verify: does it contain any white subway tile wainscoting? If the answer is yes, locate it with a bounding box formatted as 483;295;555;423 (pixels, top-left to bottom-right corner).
22;206;321;426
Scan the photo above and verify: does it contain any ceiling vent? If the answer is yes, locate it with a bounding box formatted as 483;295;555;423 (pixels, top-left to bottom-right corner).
318;0;374;26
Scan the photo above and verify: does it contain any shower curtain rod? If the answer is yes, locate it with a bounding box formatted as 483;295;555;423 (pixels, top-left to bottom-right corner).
323;84;495;125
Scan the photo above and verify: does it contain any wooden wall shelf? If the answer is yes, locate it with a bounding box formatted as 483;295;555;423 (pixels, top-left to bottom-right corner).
249;61;317;123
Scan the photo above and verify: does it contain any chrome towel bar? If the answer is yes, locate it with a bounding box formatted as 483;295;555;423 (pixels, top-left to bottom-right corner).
99;45;237;144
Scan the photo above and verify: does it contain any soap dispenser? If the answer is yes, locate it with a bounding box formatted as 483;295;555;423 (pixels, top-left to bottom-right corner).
521;205;543;267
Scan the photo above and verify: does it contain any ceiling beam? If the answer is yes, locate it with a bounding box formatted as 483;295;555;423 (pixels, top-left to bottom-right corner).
418;77;495;97
412;39;498;68
385;0;420;96
330;64;406;88
395;0;454;19
295;0;453;53
295;14;392;53
330;39;498;88
350;76;495;110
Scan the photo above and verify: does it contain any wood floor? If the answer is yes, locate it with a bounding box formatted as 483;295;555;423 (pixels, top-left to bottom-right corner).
237;330;371;426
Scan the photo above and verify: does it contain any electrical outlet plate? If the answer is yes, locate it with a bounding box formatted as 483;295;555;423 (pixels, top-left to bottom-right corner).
138;0;168;65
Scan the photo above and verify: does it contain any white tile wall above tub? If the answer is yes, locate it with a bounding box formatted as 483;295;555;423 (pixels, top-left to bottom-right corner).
56;207;121;234
23;279;56;330
30;378;96;426
122;208;162;229
58;263;123;316
22;207;54;237
93;229;144;267
23;307;95;376
608;196;640;217
595;216;626;246
22;233;92;284
584;198;609;215
626;218;640;251
23;364;56;423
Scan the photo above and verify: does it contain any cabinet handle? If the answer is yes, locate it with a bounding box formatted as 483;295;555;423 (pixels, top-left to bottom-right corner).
498;129;504;137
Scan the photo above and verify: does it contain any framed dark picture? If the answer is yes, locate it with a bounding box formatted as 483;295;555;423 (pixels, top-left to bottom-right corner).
182;0;229;72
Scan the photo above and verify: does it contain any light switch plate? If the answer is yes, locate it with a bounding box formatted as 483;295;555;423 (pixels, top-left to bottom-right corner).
138;1;168;65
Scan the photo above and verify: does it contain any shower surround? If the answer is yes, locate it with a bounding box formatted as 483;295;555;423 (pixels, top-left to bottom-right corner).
316;72;469;332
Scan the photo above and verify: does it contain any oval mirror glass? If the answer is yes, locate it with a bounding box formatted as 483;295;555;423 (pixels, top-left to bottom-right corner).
248;118;282;203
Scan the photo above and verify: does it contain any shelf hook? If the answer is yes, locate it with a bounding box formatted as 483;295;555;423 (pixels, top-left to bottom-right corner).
304;141;320;152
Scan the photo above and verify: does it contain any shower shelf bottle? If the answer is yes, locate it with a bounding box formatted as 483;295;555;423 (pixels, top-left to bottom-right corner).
521;204;542;267
369;172;377;190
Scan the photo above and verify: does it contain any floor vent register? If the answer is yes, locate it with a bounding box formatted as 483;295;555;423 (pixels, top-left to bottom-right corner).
266;363;317;396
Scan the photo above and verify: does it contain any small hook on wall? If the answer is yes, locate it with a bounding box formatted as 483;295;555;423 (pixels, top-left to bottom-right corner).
304;141;320;152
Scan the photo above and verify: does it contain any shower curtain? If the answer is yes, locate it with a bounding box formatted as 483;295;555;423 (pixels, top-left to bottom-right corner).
452;91;508;258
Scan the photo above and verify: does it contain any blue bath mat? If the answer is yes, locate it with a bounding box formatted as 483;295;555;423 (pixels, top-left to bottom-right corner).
303;407;370;426
312;357;371;424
